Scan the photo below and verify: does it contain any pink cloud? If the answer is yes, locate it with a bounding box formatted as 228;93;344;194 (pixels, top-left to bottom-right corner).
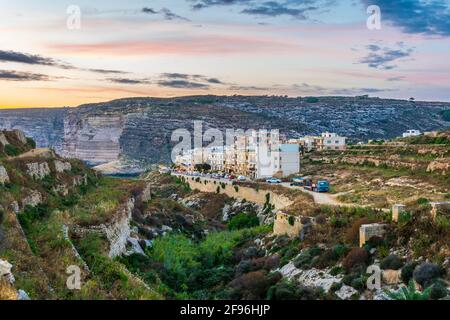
48;35;303;56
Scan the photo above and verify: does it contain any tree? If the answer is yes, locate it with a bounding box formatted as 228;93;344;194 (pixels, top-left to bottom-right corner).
195;163;211;172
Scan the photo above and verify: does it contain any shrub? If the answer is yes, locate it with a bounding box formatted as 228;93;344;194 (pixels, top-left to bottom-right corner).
234;186;239;192
430;280;448;300
216;186;220;194
264;255;280;270
413;263;443;288
293;247;322;269
312;249;336;269
288;216;295;226
380;255;404;270
267;281;297;300
315;214;327;225
332;244;349;259
4;144;20;156
401;262;419;284
417;198;429;205
386;280;431;300
342;248;369;272
350;277;365;291
26;137;36;149
228;213;259;231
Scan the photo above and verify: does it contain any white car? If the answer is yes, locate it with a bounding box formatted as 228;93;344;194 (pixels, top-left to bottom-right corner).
237;176;246;181
266;178;281;184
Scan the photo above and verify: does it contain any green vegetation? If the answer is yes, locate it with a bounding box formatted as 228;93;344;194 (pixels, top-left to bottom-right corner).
386;281;431;300
228;213;260;230
120;225;271;299
4;144;20;156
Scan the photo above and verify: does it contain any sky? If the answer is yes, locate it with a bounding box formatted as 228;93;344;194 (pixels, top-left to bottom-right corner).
0;0;450;108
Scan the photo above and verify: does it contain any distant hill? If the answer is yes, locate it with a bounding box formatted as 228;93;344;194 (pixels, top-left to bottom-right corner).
0;96;449;169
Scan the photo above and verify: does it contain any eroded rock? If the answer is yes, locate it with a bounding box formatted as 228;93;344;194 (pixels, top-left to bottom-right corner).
0;165;9;184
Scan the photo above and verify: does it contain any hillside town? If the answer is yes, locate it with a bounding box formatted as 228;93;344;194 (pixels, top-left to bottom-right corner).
175;131;347;179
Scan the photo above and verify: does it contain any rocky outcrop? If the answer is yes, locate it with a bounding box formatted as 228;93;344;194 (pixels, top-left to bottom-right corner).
12;129;27;144
0;259;14;284
0;132;9;146
54;160;71;173
278;261;342;293
103;198;135;258
26;162;50;179
0;108;65;152
21;190;42;209
53;184;69;196
73;175;88;187
0;165;9;184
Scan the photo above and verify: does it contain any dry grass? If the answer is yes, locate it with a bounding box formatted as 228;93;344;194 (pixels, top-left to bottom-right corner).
0;279;17;300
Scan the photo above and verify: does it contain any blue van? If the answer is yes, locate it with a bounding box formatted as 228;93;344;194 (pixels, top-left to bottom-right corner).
316;180;330;192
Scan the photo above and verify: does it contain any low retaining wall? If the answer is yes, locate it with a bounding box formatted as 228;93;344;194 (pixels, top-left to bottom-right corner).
183;176;293;211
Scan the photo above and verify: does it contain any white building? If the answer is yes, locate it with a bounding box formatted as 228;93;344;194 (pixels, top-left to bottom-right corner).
174;130;300;179
320;132;347;150
402;130;421;138
255;143;300;179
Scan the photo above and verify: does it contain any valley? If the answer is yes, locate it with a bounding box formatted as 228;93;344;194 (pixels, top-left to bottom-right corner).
1;128;448;300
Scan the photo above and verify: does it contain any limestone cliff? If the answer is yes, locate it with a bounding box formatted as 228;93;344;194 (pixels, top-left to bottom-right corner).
62;112;124;165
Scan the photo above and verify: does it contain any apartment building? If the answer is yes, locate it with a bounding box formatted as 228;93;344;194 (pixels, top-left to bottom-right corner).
255;143;300;179
174;130;300;179
320;132;347;151
289;132;346;152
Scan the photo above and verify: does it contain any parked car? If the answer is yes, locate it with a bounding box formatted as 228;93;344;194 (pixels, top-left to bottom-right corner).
316;180;330;192
237;176;246;181
266;178;281;184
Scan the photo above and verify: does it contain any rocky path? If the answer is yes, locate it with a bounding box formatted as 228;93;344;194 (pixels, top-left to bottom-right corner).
11;148;53;159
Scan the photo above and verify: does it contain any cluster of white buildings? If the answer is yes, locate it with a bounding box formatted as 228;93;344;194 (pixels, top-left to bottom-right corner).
175;131;300;179
288;132;347;153
175;131;347;179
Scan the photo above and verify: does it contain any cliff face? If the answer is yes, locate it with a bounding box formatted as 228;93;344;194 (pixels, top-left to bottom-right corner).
62;112;124;165
0;108;65;152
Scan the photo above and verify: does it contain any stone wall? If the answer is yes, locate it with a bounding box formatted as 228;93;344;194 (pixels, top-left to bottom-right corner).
273;212;304;237
184;177;293;210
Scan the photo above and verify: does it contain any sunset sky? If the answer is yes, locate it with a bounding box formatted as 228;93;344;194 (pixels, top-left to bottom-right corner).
1;0;450;108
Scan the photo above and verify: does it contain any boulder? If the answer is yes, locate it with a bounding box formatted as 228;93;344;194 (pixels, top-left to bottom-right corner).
0;259;14;284
335;285;358;300
17;290;31;300
125;237;146;256
0;165;9;184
